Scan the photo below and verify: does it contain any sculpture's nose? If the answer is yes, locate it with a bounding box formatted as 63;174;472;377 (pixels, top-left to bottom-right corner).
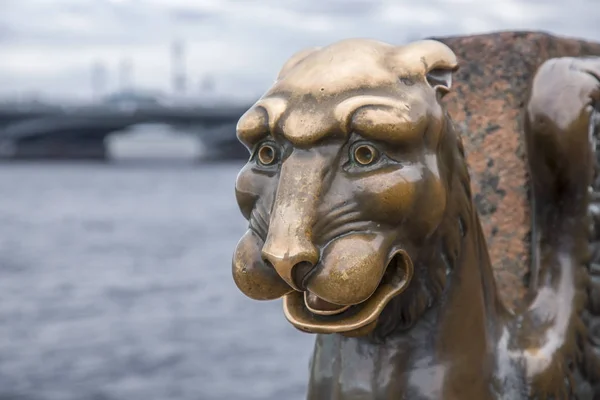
261;238;319;291
260;149;329;291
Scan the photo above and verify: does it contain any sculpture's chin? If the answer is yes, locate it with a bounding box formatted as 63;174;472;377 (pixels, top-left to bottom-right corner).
283;252;413;336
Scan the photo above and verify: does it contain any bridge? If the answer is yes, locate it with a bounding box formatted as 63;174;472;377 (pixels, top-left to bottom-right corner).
0;103;251;161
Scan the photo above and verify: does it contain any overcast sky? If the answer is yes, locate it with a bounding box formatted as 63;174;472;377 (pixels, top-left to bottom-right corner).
1;0;599;102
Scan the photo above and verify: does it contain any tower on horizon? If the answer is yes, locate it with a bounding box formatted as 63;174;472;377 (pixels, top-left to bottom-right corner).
118;57;134;92
171;39;188;96
91;60;108;101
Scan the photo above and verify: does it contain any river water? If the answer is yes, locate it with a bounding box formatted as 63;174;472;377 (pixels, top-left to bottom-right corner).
0;160;314;400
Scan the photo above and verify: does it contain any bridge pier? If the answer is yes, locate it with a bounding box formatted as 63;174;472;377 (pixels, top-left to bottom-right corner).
6;137;107;160
199;138;249;162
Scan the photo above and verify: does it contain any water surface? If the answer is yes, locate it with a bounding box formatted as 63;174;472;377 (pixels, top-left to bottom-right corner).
0;161;314;400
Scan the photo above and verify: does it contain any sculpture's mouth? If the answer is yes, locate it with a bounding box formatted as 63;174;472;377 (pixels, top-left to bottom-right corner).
283;251;413;336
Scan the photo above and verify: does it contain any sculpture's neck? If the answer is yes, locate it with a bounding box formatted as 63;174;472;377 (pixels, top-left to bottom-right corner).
307;200;505;399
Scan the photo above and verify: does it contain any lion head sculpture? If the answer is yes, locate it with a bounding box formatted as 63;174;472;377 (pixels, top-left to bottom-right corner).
232;38;468;337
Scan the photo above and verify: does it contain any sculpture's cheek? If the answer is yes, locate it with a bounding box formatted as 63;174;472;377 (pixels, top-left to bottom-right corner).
417;176;447;235
232;229;293;300
235;164;273;220
355;169;418;225
306;233;394;305
354;166;447;237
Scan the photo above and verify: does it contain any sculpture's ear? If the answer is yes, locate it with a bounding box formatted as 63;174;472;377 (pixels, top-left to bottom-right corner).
391;39;459;97
426;68;455;97
580;58;600;97
277;47;320;80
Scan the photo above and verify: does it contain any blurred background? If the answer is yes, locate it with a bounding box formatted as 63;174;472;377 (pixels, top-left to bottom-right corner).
0;0;598;399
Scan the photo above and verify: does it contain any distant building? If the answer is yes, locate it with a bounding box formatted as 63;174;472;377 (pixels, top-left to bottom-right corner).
102;90;165;112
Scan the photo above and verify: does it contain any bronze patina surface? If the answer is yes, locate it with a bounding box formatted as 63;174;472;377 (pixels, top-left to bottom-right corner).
231;31;600;399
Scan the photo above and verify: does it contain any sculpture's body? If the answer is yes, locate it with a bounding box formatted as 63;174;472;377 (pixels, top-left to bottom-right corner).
231;32;600;399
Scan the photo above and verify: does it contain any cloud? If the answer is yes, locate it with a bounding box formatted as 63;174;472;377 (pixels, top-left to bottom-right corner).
0;23;13;42
169;8;220;23
0;0;599;102
276;0;381;17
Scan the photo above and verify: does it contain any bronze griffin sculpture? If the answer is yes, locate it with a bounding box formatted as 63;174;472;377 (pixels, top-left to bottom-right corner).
231;31;600;399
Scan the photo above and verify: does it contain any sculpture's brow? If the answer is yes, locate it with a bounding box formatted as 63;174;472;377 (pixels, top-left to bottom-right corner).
336;96;427;145
236;98;287;146
236;109;268;146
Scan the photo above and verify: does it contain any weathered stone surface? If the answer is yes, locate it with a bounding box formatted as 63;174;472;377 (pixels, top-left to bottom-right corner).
433;31;600;309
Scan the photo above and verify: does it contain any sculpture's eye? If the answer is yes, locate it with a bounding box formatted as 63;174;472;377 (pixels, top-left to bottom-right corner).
256;142;279;166
351;143;380;166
